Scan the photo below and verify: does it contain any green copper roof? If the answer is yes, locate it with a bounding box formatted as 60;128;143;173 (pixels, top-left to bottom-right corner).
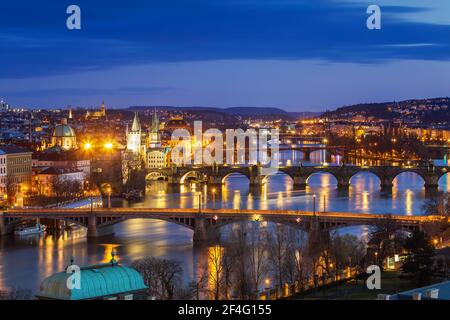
52;124;76;138
37;263;148;300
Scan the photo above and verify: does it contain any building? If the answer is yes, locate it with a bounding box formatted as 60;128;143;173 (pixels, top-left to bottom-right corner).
378;280;450;300
148;110;162;148
126;112;143;154
0;145;33;200
85;101;107;120
33;167;85;196
33;146;91;176
51;119;77;150
146;111;168;169
36;254;148;300
147;147;169;169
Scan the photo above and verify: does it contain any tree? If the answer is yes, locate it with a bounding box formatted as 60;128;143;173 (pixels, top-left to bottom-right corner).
227;224;252;299
132;257;183;300
246;223;269;297
422;192;449;216
267;224;290;288
207;245;225;300
401;230;436;287
330;233;366;271
369;216;405;270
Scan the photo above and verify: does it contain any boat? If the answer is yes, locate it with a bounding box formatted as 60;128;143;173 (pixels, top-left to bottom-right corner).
14;224;47;236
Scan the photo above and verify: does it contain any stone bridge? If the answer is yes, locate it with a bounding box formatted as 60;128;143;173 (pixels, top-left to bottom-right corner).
1;208;446;244
146;164;450;190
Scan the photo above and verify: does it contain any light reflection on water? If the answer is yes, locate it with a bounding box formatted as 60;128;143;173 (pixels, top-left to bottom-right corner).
1;150;450;293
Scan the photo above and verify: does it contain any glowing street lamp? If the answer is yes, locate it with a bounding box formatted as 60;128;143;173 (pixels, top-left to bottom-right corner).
104;142;114;150
265;278;271;290
83;142;92;151
107;187;112;209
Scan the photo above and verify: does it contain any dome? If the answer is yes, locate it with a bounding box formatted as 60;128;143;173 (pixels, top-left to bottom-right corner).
52;124;76;138
37;263;148;300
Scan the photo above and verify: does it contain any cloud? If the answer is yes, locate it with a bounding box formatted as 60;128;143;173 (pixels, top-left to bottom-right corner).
0;0;449;79
1;86;173;98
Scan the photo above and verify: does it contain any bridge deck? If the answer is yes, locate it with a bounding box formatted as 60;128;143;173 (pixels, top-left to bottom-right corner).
4;208;447;223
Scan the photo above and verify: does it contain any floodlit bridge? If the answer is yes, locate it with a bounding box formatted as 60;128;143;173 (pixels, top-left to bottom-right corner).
1;208;447;244
146;164;450;191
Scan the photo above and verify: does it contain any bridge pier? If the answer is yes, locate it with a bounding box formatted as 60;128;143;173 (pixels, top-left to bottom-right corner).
193;217;208;245
302;151;312;161
425;184;439;198
87;212;99;238
292;175;307;189
380;179;394;191
0;212;6;236
337;177;350;189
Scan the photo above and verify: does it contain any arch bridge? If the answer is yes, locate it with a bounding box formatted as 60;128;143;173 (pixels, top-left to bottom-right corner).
1;208;446;244
146;164;450;190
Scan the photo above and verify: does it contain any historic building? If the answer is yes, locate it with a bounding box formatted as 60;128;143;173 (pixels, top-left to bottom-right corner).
36;253;148;300
126;112;143;154
0;145;33;202
51;119;77;150
85;101;107;120
122;111;169;182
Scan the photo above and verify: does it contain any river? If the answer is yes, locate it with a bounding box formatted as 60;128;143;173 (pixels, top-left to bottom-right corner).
1;150;449;294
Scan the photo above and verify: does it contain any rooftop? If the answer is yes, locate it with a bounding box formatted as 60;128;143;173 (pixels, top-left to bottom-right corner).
37;256;148;300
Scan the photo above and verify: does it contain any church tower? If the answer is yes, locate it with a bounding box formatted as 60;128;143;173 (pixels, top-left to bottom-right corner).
126;112;142;154
148;109;161;148
100;100;106;117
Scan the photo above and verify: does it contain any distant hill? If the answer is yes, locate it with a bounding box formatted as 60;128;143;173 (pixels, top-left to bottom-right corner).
126;106;321;120
321;97;450;124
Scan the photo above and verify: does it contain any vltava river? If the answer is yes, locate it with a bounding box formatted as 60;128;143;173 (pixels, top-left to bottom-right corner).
1;151;449;294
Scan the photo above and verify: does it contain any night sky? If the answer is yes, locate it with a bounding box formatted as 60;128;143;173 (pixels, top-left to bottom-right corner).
0;0;449;111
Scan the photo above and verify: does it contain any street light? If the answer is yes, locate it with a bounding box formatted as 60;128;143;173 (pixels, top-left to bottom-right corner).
212;188;216;209
104;142;113;150
313;194;316;216
197;192;202;213
83;142;92;151
265;278;271;290
107;187;112;209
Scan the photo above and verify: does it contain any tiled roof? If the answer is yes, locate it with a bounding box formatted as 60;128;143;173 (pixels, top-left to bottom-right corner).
0;144;32;155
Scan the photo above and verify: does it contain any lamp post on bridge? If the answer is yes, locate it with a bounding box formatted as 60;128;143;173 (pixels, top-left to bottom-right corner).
313;194;316;217
198;192;202;214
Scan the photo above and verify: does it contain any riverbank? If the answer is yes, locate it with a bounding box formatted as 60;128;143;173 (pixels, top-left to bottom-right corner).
293;271;416;300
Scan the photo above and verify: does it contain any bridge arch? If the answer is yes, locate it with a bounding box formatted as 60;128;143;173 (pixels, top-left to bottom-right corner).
180;171;204;184
306;171;338;186
146;171;168;182
438;171;450;191
392;171;426;189
349;170;382;189
221;170;250;184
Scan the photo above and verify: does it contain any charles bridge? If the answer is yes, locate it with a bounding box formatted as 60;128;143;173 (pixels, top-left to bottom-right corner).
146;163;450;191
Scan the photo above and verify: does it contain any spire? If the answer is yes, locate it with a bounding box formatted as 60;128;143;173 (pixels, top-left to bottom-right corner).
151;108;159;132
131;112;141;132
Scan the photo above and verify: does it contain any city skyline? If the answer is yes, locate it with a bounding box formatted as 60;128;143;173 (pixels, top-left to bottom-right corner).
0;0;449;110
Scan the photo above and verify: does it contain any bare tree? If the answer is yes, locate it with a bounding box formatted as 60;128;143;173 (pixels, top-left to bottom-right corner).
132;257;183;300
246;223;269;297
207;245;225;300
228;223;252;299
267;224;290;288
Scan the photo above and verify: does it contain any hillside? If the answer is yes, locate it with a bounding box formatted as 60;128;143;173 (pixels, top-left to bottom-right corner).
321;97;450;124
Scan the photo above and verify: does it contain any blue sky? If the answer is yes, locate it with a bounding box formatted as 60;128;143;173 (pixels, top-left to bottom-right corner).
0;0;449;111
